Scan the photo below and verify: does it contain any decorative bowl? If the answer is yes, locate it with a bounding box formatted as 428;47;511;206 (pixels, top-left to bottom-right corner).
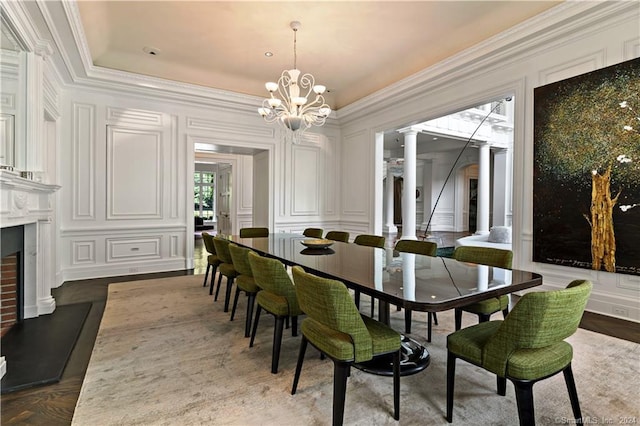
300;239;334;249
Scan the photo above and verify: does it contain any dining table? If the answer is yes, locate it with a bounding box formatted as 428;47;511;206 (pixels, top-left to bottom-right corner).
229;233;543;376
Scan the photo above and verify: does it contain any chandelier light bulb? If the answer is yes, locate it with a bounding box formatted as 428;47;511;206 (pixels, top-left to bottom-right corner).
259;20;331;144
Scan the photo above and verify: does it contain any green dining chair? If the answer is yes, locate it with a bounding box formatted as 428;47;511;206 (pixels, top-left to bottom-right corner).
325;231;350;243
212;237;239;312
394;240;439;341
452;246;513;330
291;266;401;426
248;251;302;374
239;227;269;238
229;244;259;338
201;232;222;295
446;279;592;425
303;227;324;238
353;234;386;313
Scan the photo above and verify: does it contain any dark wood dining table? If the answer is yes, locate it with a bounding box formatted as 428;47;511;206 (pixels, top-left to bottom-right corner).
229;233;543;376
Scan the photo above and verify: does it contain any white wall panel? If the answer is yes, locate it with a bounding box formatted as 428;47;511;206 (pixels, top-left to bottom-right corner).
292;146;320;215
72;103;95;220
106;236;161;262
341;130;369;217
106;126;162;219
106;107;163;126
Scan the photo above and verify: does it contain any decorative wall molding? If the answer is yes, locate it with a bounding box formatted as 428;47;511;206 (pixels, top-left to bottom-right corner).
186;117;274;139
72;102;95;220
537;51;605;86
72;240;95;264
106;236;162;262
291;145;320;216
107;107;163;126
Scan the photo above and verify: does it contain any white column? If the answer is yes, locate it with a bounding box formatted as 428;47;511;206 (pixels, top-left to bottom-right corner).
383;161;398;234
492;148;509;226
475;142;490;235
401;129;418;240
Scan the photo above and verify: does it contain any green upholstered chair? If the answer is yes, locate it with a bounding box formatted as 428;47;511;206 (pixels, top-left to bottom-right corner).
353;234;386;313
446;280;592;425
291;266;401;426
325;231;350;243
201;232;222;295
452;246;513;330
353;234;386;248
229;244;259;337
394;240;439;341
239;227;269;238
303;227;324;238
248;251;302;374
212;237;239;312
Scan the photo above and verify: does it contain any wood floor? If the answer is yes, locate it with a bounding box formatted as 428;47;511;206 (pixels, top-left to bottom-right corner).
2;234;638;425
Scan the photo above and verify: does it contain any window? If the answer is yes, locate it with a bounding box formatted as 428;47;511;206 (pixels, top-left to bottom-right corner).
194;171;215;221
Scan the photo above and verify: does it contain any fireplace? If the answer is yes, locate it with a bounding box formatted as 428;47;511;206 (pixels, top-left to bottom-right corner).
1;225;24;337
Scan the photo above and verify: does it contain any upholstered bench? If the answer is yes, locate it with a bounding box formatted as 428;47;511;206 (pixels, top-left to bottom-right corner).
455;226;512;251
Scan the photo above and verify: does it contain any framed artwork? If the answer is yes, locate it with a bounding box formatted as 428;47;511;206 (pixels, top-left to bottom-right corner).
533;57;640;276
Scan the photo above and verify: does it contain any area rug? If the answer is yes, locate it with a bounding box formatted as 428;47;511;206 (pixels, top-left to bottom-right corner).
72;276;639;425
1;302;92;394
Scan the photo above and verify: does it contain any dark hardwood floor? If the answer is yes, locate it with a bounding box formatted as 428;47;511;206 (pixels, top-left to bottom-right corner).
1;235;638;425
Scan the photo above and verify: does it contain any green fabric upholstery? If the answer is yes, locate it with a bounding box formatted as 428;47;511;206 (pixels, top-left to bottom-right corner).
325;231;350;243
248;251;301;373
446;280;592;424
453;246;513;328
212;237;239;311
291;266;401;424
228;243;259;337
303;228;324;238
394;239;438;340
353;234;386;248
239;227;269;238
201;232;222;292
394;240;437;256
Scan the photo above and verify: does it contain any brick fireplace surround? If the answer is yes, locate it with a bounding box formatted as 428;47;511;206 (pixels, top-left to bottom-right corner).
0;170;60;377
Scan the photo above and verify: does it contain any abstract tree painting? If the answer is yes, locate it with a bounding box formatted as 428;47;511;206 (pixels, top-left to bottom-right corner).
533;57;640;276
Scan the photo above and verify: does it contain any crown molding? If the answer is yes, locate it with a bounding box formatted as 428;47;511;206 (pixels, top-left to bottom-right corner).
337;1;638;123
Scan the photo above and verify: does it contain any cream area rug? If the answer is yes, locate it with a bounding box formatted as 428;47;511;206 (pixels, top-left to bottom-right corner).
72;275;639;425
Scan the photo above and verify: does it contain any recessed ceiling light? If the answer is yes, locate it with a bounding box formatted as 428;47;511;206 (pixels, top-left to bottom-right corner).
143;46;161;56
265;51;273;57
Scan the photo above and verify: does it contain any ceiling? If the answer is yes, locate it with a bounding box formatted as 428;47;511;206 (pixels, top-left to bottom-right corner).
76;1;561;111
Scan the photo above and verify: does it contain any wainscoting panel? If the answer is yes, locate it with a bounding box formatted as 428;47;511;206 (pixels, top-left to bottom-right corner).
106;126;162;219
537;51;605;86
72;240;95;265
106;107;163;126
341;130;369;217
291;145;320;216
72;103;96;220
106;236;161;262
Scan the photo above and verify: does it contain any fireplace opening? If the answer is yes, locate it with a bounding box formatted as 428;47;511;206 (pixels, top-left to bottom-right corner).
1;226;24;337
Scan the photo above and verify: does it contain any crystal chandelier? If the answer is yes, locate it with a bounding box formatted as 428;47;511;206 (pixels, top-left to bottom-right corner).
258;21;331;144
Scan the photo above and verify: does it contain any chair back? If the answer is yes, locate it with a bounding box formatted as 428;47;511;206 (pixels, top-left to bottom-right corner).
248;252;299;312
213;237;233;264
229;243;254;277
395;240;437;256
201;232;216;255
303;228;324;238
354;234;386;248
325;231;349;243
483;280;592;375
292;266;373;362
453;246;512;269
239;227;269;238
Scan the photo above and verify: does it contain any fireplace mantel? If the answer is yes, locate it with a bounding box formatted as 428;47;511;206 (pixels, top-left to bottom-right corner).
1;170;60;227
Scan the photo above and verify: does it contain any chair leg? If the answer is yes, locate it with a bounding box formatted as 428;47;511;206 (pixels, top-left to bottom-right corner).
249;305;262;348
404;309;412;334
478;313;491;323
446;351;456;423
497;375;507;396
203;264;210;287
563;364;582;423
291;336;308;394
454;309;463;331
272;316;285;374
333;362;350;426
433;312;438;325
427;312;432;342
208;265;219;295
392;349;400;421
291;315;298;337
230;287;241;321
223;277;235;312
354;290;360;308
244;292;256;338
214;273;223;300
502;307;509;319
512;379;535;426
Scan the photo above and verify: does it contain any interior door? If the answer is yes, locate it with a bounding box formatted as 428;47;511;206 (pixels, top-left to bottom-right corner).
216;164;232;235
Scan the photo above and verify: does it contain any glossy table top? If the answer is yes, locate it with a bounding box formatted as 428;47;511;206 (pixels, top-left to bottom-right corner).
229;233;542;313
